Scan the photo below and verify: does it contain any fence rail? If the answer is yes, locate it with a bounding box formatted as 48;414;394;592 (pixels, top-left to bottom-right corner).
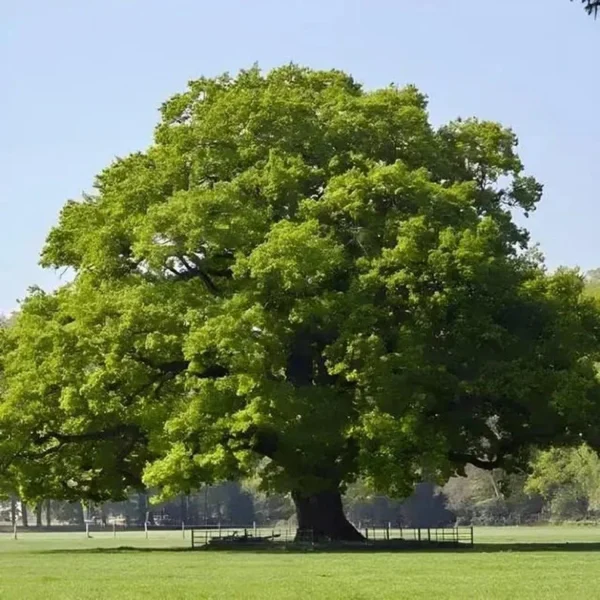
0;524;189;534
190;526;474;549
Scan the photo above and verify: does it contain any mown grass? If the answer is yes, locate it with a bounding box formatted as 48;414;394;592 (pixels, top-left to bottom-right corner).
1;527;600;599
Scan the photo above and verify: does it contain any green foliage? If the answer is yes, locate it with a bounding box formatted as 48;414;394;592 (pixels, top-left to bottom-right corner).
583;269;600;302
1;65;600;508
526;445;600;520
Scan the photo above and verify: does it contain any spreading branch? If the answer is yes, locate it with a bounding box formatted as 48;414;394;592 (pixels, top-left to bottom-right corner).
448;451;503;471
448;435;522;471
15;424;146;464
33;423;144;447
165;254;233;294
133;353;190;375
228;425;279;460
132;352;229;379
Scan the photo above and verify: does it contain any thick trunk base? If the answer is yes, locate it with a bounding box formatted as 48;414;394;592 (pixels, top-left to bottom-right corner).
292;489;364;542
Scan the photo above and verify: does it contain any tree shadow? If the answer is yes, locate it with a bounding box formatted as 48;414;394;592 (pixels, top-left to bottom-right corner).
34;546;193;555
35;541;600;556
470;542;600;554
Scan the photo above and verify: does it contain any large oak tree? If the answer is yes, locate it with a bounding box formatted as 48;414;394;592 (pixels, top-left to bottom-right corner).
2;66;600;540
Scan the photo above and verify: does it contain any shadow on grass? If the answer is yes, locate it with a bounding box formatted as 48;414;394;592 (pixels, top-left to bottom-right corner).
36;546;193;555
36;541;600;556
470;542;600;554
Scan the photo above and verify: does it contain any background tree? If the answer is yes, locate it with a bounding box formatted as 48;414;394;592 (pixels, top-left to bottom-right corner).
443;465;543;525
526;445;600;521
345;480;453;528
1;66;600;541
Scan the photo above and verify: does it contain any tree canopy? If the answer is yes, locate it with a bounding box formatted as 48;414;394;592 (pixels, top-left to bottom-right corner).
1;65;600;540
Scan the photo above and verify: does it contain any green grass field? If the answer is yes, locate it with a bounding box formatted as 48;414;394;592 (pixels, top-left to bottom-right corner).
1;527;600;599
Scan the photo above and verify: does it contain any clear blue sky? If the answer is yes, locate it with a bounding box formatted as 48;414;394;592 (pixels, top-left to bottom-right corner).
1;0;599;314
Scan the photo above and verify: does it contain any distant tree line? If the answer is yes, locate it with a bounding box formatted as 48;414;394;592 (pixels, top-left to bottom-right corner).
3;444;600;528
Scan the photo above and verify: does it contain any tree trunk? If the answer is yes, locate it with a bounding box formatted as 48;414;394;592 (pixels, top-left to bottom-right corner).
100;503;107;527
181;494;189;525
137;492;149;526
21;501;28;527
292;489;364;542
35;503;43;527
10;496;17;526
46;500;52;527
74;501;84;526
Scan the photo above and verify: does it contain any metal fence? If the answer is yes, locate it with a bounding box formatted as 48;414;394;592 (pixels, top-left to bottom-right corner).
0;523;473;549
0;522;190;541
190;526;474;549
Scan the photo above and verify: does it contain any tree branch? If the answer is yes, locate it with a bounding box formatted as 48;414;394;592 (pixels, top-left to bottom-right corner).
17;424;146;462
228;425;279;460
33;424;144;447
164;255;222;293
448;451;502;470
167;265;220;293
133;353;190;375
132;352;229;379
448;434;522;470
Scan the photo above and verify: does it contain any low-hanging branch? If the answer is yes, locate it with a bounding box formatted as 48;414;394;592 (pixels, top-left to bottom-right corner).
448;435;522;471
448;451;503;471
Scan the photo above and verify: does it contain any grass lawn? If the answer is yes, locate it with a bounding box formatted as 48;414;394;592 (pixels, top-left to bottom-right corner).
1;527;600;599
